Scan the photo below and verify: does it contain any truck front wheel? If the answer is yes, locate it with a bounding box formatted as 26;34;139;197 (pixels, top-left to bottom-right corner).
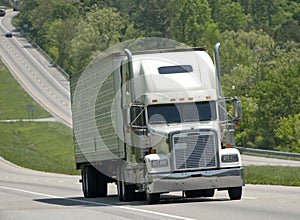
228;187;242;200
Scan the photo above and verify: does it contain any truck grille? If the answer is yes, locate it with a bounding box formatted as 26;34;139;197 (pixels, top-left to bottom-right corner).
172;131;217;170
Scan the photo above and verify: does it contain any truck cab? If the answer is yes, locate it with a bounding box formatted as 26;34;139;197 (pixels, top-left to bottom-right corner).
120;47;244;203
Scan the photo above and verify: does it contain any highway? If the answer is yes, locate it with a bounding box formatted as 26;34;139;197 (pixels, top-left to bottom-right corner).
1;157;300;220
1;10;299;167
0;10;300;220
0;10;72;127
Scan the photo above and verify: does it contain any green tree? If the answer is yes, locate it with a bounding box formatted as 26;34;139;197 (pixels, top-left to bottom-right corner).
18;0;78;45
220;29;300;149
246;0;277;28
275;114;300;153
69;6;125;74
171;0;216;46
209;0;249;31
220;29;275;93
44;18;78;72
124;0;173;38
275;19;300;42
218;2;248;31
17;0;39;32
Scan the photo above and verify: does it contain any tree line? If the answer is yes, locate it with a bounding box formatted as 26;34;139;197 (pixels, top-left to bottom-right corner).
15;0;300;152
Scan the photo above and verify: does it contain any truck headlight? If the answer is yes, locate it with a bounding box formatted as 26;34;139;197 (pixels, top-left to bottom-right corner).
151;159;168;168
221;154;239;163
145;154;171;173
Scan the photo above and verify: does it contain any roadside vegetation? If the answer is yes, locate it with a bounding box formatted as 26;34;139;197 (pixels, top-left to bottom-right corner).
0;122;78;175
12;0;300;153
0;62;50;120
0;62;78;175
245;166;300;186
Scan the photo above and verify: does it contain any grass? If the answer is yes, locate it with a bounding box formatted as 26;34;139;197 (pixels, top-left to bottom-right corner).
244;166;300;186
0;122;78;175
0;62;51;119
0;60;78;174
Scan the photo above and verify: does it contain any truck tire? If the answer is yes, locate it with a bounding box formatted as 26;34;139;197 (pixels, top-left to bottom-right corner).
118;180;146;202
147;193;160;204
121;182;135;202
117;163;135;202
228;187;242;200
82;165;107;198
118;179;136;201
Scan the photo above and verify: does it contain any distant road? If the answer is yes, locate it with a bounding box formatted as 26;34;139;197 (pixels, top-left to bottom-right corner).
0;10;72;127
0;156;300;220
242;155;300;167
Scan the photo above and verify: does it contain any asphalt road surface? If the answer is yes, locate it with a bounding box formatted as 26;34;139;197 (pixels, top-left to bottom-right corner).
0;11;72;127
0;157;300;220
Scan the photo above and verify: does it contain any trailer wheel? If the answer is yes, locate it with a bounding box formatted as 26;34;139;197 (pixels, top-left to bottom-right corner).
82;165;107;198
147;193;160;204
228;187;242;200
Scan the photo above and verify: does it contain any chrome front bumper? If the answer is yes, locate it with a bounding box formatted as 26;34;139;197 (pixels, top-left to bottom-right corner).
146;167;244;194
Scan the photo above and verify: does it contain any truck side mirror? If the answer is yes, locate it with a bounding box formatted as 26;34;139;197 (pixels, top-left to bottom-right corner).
233;96;242;121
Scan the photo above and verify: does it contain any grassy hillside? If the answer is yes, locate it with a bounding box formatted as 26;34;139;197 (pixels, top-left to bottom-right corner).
0;62;51;119
0;61;78;174
0;122;77;174
245;166;300;186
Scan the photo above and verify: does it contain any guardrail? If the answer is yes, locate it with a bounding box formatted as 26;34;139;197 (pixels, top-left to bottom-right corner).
19;29;70;79
236;147;300;159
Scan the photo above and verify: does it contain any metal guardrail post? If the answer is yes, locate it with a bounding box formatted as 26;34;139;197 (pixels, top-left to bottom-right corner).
236;147;300;159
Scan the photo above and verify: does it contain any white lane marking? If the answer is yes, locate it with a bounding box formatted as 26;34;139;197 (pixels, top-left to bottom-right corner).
0;186;196;220
0;15;70;95
243;197;256;200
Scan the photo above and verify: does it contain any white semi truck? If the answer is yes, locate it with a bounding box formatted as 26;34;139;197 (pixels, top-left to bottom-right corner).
71;41;244;204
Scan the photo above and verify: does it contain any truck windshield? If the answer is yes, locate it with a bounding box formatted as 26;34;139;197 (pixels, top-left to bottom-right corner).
148;102;216;124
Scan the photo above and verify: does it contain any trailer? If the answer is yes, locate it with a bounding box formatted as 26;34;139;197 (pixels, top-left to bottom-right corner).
70;41;244;204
